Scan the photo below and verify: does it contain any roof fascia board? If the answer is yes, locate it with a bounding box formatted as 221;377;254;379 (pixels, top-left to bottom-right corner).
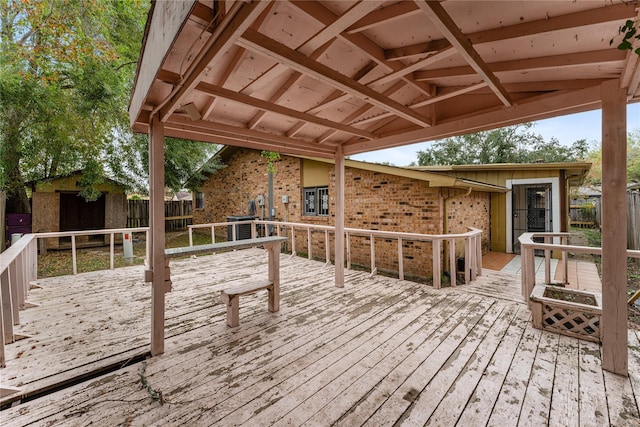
129;1;195;127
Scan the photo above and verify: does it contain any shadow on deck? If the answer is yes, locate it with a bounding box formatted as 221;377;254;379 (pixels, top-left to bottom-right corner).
1;249;638;425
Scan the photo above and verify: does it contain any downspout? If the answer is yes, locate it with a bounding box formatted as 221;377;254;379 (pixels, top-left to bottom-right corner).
442;186;472;283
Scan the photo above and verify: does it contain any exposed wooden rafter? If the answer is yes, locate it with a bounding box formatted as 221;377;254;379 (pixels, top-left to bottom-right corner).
195;82;376;139
158;1;271;122
237;28;433;128
414;1;512;107
414;49;627;81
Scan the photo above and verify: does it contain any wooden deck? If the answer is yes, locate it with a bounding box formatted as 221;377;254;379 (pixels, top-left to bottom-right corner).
1;249;639;426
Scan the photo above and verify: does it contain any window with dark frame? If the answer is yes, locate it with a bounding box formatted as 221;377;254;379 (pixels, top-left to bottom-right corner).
195;191;204;209
303;186;329;216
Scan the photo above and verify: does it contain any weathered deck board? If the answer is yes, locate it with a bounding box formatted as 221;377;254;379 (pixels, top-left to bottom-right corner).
1;249;639;426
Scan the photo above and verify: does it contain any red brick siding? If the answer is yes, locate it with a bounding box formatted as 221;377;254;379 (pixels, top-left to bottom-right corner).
194;149;490;282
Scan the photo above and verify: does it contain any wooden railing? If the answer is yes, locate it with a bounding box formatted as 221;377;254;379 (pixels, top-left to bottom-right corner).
35;227;149;275
189;220;483;289
0;227;148;372
518;232;640;302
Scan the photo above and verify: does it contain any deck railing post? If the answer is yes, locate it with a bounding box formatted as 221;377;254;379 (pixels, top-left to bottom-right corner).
475;233;482;277
346;232;351;268
110;233;115;270
432;239;441;288
291;227;297;256
370;234;377;276
16;253;25;310
561;235;568;284
1;268;14;344
189;227;193;247
398;237;404;281
307;228;312;260
71;235;77;275
325;230;330;266
449;238;456;286
544;235;551;284
464;237;471;285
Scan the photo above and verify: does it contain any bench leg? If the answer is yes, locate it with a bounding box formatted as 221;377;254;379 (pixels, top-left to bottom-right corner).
268;285;278;313
221;293;240;328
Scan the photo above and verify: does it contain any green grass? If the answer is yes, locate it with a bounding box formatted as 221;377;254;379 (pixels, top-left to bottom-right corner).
37;230;220;278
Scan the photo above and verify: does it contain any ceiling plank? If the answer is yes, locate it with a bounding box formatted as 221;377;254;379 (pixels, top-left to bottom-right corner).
350;82;487;127
346;2;420;34
158;1;271;122
415;1;512;107
384;2;637;62
469;2;638;45
385;39;451;61
291;0;434;97
413;49;627;81
237;28;433;128
195;81;376;139
300;0;384;53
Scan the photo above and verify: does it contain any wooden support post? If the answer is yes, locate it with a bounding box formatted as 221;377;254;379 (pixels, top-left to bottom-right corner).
464;238;471;285
334;146;345;287
601;79;628;376
8;262;19;325
71;235;77;275
110;233;115;270
307;228;312;260
267;242;280;312
149;114;166;357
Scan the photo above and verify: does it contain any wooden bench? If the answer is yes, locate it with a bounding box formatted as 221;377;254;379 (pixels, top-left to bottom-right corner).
221;280;278;327
164;236;287;327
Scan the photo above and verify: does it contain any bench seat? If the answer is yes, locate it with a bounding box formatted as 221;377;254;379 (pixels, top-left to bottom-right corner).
221;279;277;327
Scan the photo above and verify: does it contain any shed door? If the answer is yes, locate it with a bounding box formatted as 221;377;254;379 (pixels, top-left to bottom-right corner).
512;184;552;253
60;192;106;231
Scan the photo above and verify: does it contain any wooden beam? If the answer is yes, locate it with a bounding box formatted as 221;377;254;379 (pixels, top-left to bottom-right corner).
350;82;487;126
343;83;603;155
158;1;270;122
290;0;434;98
414;49;626;81
149;115;165;357
382;2;637;61
163;115;337;156
346;1;420;34
374;47;457;86
385;39;451;61
437;79;608;94
600;78;628;376
238;28;433;128
334;145;345;288
195;82;376;139
415;1;512;107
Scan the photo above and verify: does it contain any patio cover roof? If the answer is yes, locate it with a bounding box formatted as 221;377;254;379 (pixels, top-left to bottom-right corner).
129;0;639;376
129;0;639;158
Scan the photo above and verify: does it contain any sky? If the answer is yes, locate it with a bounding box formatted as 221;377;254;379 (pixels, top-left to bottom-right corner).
350;103;640;166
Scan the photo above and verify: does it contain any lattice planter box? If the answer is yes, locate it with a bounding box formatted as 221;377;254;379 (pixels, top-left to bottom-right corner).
530;284;602;343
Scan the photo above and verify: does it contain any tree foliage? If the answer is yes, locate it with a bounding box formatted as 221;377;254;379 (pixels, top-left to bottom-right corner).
585;129;640;185
416;123;588;166
0;0;220;213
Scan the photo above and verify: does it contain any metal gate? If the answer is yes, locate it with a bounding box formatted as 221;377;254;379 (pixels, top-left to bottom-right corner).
512;184;552;254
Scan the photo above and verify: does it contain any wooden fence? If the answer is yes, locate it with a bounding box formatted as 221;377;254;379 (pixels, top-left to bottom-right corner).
629;191;639;251
127;199;192;231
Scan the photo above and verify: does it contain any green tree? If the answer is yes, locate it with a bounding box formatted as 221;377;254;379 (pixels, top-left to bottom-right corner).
585;129;640;185
1;0;221;212
0;0;148;212
416;123;588;166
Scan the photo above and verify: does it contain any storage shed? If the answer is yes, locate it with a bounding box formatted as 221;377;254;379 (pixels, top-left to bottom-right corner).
29;171;127;249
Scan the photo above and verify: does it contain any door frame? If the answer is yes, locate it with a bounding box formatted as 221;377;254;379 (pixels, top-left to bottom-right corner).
506;177;560;253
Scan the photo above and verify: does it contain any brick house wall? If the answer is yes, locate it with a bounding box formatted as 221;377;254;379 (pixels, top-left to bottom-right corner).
194;148;490;283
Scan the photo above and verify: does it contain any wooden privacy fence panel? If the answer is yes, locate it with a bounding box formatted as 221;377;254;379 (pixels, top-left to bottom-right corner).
629;191;639;251
127;200;192;231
